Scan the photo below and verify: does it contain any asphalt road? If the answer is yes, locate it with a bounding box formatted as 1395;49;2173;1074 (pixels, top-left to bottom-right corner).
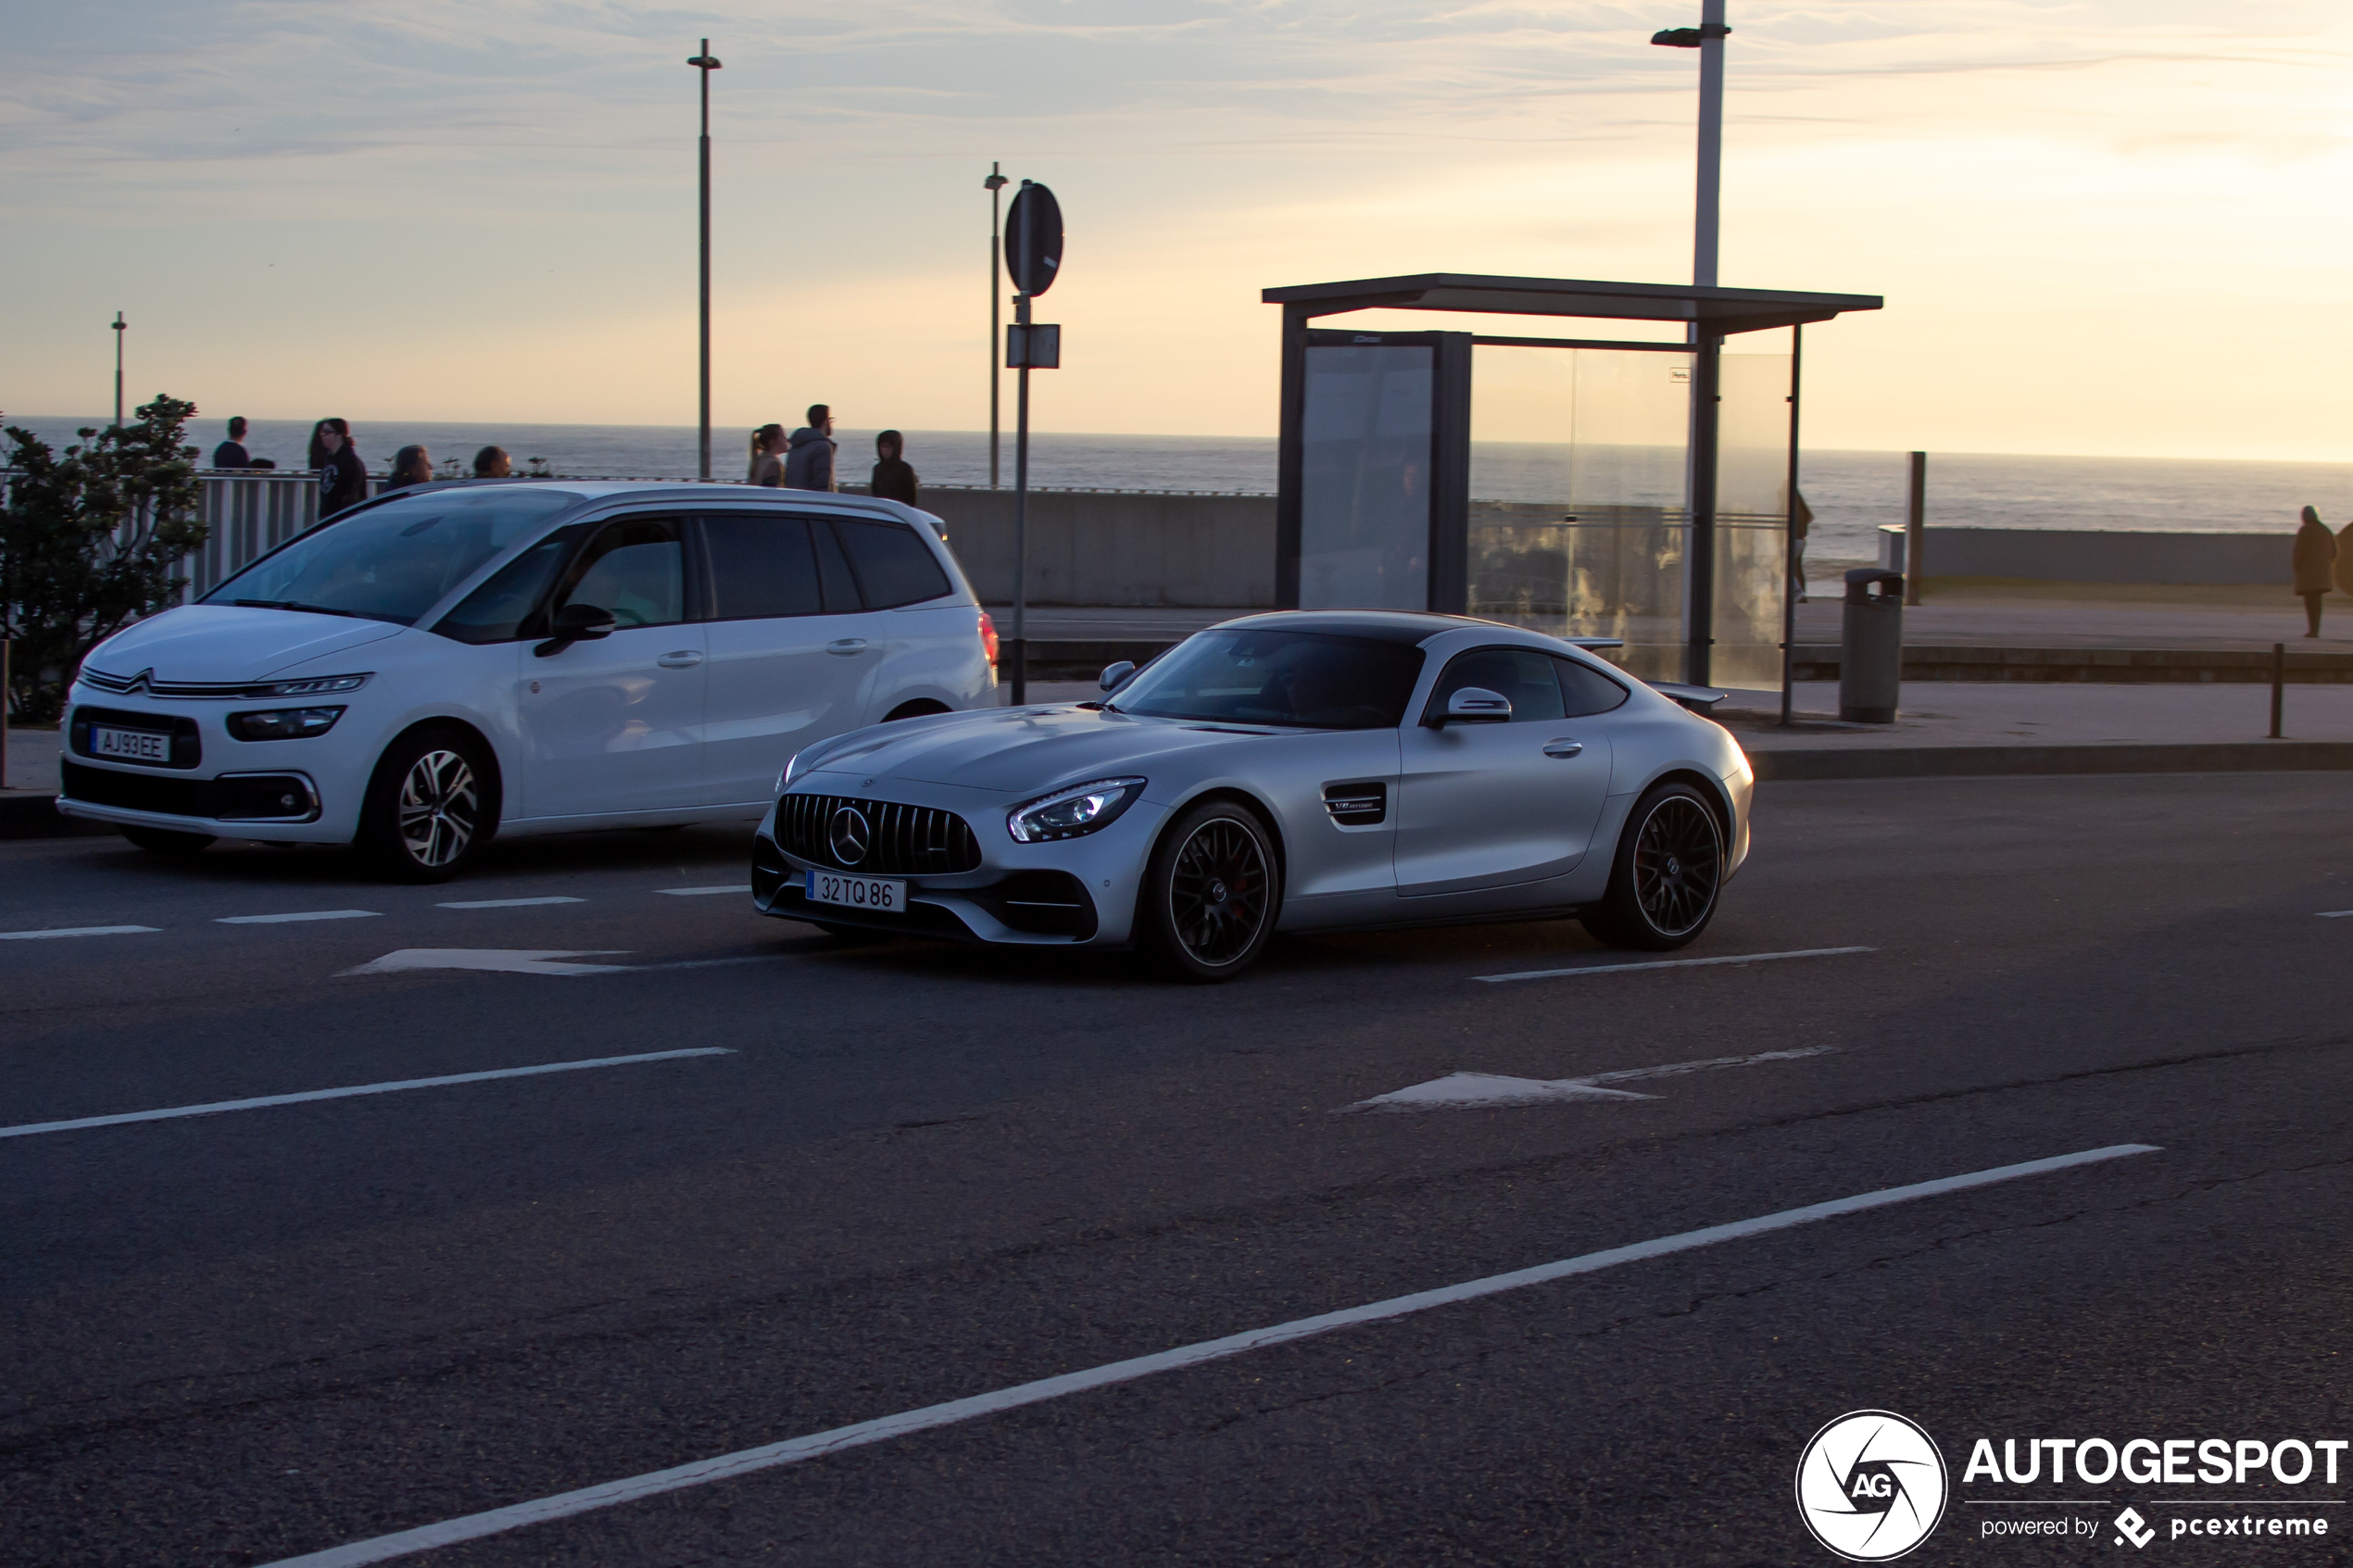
4;773;2351;1567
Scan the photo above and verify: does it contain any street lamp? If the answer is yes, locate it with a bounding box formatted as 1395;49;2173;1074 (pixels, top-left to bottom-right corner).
986;162;1009;489
1651;4;1731;287
687;40;723;481
111;312;126;431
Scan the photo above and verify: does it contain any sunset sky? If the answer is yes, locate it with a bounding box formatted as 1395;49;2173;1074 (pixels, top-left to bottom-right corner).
4;2;2348;459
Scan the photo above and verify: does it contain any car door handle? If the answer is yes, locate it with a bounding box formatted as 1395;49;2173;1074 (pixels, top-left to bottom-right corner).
1542;737;1584;758
826;638;869;656
656;650;704;669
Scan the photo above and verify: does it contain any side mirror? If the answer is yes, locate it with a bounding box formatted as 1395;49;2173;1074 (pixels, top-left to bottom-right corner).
1435;686;1512;726
534;602;617;658
1099;659;1137;692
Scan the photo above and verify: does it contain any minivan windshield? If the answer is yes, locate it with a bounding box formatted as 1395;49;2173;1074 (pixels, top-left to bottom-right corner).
1110;629;1425;730
202;488;583;625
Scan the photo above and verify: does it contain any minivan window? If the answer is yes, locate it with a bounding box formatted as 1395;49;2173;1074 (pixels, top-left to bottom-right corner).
700;514;822;620
836;516;952;608
433;525;585;645
555;518;685;628
812;520;862;612
204;488;580;625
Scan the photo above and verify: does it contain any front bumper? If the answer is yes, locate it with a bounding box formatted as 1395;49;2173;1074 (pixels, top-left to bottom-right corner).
55;691;377;843
749;776;1166;947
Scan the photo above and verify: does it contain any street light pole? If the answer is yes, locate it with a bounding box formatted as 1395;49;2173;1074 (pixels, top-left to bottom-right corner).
987;162;1008;489
687;40;724;481
112;312;126;430
1692;0;1725;287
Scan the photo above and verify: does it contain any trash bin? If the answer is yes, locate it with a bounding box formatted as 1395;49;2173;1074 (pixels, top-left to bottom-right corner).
1840;568;1904;723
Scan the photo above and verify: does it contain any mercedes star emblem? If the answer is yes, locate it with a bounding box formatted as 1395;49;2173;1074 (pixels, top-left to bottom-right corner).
828;805;872;866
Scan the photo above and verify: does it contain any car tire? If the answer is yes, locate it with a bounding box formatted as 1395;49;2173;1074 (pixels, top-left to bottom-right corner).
1579;782;1724;951
1140;798;1281;983
121;826;216;855
357;726;496;884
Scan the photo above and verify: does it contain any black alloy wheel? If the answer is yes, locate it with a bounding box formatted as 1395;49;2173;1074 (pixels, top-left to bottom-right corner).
121;826;216;856
359;726;495;883
1144;799;1280;981
1581;782;1724;951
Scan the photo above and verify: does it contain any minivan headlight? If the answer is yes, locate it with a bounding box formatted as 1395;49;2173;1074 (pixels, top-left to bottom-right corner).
248;673;371;697
228;706;346;741
1007;777;1146;843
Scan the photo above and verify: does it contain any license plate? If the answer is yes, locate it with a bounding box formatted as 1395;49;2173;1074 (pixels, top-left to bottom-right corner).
92;726;170;763
806;870;906;913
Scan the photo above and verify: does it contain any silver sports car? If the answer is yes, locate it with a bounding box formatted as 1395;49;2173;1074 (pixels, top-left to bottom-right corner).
750;610;1755;981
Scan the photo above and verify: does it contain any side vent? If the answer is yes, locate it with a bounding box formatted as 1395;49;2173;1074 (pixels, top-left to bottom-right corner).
1321;781;1388;826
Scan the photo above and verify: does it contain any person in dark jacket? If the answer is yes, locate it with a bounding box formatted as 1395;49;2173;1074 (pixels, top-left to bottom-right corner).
309;419;370;515
870;430;919;506
384;445;434;492
2295;506;2338;637
783;404;836;491
213;417;256;470
472;445;511;478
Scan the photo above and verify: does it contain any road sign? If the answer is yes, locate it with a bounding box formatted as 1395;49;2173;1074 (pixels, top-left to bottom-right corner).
1005;182;1063;296
1005;323;1060;369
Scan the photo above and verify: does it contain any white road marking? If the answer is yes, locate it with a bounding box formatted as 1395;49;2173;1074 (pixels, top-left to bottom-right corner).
1474;946;1874;985
436;897;585;909
0;1047;734;1142
1349;1046;1841;1112
0;924;161;941
658;885;752;897
218;909;382;925
341;949;633;977
258;1143;2161;1568
2318;910;2353;919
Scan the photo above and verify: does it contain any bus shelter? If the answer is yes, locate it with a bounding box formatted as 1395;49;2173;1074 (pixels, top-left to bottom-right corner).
1264;274;1882;690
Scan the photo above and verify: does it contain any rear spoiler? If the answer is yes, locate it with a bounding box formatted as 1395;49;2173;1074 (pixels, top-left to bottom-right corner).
1646;681;1728;715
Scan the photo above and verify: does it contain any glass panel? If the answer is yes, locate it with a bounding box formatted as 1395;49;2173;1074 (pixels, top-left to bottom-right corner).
835;516;952;608
1299;344;1432;610
700;514;822;620
1712;352;1793;689
558;518;685;628
1112;628;1425;730
1468;345;1692;681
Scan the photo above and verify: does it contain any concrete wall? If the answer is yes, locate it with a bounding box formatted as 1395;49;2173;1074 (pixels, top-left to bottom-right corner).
917;487;1277;608
1919;527;2300;587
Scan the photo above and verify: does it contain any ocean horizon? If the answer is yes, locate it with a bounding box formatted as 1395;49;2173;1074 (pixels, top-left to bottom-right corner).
12;415;2353;569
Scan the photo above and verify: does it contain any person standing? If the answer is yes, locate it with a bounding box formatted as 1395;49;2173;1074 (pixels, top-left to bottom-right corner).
2293;505;2337;638
870;429;919;506
384;445;434;492
1790;489;1815;603
309;418;370;516
213;417;255;470
748;424;786;487
784;404;837;491
472;445;511;478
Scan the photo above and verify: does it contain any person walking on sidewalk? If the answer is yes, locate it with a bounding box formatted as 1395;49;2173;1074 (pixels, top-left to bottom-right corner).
748;424;786;487
784;405;837;491
1790;488;1814;603
871;429;919;506
2293;505;2336;637
309;419;370;516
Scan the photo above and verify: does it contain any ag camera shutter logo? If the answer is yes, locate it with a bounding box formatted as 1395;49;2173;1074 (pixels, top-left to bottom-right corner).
1795;1410;1949;1561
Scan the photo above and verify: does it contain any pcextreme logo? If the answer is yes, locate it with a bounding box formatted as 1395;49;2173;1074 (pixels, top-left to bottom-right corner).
1795;1410;1951;1562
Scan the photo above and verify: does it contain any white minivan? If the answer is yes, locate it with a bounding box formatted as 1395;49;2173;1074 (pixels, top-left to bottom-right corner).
57;483;999;880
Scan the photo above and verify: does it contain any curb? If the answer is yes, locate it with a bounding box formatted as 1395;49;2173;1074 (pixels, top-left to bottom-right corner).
1749;741;2353;782
0;795;114;840
1790;644;2353;684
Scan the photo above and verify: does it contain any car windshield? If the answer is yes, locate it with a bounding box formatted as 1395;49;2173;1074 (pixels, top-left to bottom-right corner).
1110;628;1425;729
202;488;583;625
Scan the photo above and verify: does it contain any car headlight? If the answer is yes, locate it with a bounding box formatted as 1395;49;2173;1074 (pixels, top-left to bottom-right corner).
1007;777;1146;844
246;673;371;697
778;748;817;794
227;706;346;741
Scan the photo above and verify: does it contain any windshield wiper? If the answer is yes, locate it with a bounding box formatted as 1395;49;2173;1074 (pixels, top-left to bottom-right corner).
233;598;377;621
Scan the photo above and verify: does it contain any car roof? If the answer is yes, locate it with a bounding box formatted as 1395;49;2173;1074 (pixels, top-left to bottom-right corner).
407;479;925;518
1214;609;1497;646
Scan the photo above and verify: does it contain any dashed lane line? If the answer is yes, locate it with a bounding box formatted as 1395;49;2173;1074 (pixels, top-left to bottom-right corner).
0;924;161;941
0;1047;735;1142
1473;946;1874;985
658;885;753;897
257;1143;2162;1568
216;909;382;925
437;897;586;909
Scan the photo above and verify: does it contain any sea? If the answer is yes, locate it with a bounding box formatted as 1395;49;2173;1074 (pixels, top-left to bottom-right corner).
12;416;2352;569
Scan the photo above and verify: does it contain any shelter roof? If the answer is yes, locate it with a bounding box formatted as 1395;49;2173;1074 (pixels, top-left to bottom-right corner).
1262;273;1882;336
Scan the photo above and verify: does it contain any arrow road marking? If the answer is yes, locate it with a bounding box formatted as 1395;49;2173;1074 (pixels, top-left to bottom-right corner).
341;949;635;977
1347;1045;1842;1112
1474;946;1874;984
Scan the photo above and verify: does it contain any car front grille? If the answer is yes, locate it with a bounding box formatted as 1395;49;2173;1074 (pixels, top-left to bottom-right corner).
776;792;981;874
69;706;204;770
80;668;259;699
